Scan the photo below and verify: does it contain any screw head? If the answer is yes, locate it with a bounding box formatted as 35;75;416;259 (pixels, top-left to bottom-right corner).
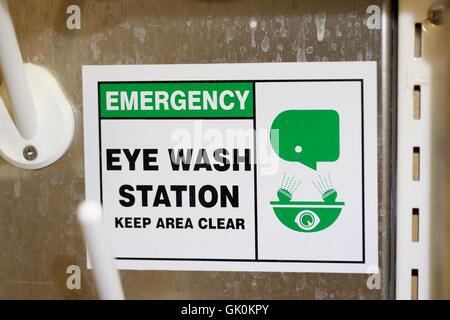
427;4;445;26
23;145;38;161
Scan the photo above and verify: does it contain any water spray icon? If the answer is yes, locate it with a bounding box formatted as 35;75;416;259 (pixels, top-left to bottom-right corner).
312;173;337;203
277;172;301;203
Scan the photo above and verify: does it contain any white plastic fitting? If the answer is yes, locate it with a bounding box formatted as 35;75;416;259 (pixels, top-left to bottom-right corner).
0;0;74;169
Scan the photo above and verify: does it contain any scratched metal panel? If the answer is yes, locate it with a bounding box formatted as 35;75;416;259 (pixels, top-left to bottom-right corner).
0;0;393;299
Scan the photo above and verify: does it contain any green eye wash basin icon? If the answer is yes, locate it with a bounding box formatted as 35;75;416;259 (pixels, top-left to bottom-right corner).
271;202;344;233
271;174;345;233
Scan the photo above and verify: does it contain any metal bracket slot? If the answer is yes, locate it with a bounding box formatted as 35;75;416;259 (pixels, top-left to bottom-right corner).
411;269;419;299
414;23;423;58
412;208;420;242
413;85;421;119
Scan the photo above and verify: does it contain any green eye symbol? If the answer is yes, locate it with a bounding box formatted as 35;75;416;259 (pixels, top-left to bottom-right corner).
295;210;320;231
301;214;314;227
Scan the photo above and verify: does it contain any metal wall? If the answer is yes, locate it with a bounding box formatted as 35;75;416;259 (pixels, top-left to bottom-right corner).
0;0;393;299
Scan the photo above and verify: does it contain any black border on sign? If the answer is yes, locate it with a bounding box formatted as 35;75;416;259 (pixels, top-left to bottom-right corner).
97;79;366;264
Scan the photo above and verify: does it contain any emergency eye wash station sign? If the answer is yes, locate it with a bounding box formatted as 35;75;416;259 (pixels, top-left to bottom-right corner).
83;62;378;273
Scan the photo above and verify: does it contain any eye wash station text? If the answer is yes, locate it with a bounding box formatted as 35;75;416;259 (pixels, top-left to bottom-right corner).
106;148;251;230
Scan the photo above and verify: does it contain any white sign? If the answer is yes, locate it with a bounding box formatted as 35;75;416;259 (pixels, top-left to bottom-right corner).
83;62;378;273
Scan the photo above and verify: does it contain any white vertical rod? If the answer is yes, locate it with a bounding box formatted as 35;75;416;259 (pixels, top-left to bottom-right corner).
77;201;125;300
0;0;38;139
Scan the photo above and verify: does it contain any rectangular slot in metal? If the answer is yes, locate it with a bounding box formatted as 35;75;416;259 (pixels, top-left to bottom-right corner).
413;147;420;181
414;23;422;58
411;269;419;300
413;85;421;119
412;208;419;242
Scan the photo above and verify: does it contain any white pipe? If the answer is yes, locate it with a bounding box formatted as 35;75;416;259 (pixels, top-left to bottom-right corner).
0;0;38;139
77;201;125;300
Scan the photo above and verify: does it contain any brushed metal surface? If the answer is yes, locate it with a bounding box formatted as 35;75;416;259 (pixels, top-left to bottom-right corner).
0;0;392;299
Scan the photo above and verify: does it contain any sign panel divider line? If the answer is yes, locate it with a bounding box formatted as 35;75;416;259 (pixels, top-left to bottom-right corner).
253;80;258;261
97;82;104;206
114;257;365;264
361;79;366;263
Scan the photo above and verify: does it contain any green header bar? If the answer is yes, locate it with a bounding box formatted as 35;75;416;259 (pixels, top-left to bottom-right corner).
99;82;254;118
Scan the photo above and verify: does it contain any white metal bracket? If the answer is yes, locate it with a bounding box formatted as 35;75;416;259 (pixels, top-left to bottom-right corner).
396;0;448;300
